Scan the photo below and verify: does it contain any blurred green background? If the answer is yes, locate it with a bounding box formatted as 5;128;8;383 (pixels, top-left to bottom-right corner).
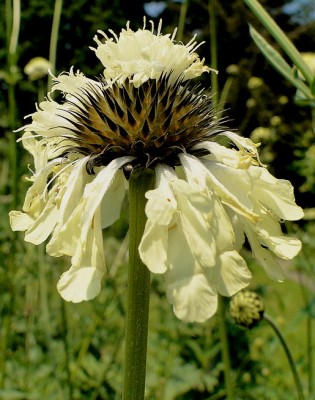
0;0;314;399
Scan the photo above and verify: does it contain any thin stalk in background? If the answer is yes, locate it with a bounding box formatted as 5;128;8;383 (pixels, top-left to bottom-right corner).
217;297;234;400
38;245;52;346
48;0;63;91
208;0;219;105
264;314;305;400
296;250;313;396
122;168;155;400
176;0;189;43
6;0;21;209
61;300;74;400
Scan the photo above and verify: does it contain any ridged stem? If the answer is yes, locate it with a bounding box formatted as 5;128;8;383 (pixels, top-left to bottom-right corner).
122;168;155;400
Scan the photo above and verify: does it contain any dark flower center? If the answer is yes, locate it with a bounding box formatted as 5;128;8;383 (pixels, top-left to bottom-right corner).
56;74;223;173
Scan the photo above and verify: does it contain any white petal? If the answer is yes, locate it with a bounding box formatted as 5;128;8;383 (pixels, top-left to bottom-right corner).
193;141;252;169
180;154;260;223
24;200;59;244
57;267;104;302
47;201;84;256
244;224;285;281
145;164;177;225
253;208;302;259
145;189;176;225
171;179;216;267
209;251;252;296
250;167;304;221
80;157;133;242
165;220;217;322
220;131;262;161
100;169;126;228
262;235;302;260
57;208;106;302
9;211;34;231
167;273;218;323
139;220;168;273
56;157;90;224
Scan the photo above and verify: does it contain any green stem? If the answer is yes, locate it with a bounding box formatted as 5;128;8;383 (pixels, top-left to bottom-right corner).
296;252;313;396
177;0;189;43
48;0;63;91
122;168;155;400
6;0;21;208
209;0;219;105
217;296;233;400
264;314;305;400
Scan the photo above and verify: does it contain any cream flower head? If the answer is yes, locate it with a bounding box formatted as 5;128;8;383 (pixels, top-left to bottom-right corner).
24;57;51;81
10;20;303;323
91;18;212;87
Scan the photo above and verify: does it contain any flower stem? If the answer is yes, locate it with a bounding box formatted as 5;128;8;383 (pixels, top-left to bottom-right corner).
264;314;305;400
217;296;234;400
177;0;189;43
122;168;155;400
208;0;219;105
48;0;63;91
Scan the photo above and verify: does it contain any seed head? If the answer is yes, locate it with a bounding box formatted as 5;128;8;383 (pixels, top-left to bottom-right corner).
57;74;223;174
229;290;264;329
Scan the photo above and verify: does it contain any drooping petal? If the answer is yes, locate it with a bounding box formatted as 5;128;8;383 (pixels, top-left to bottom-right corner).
100;169;127;229
9;211;34;232
193;141;252;169
253;207;302;259
144;164;177;225
250;167;304;221
180;153;260;223
243;221;286;281
139;220;169;274
48;156;132;257
79;157;133;242
139;164;178;273
57;208;106;302
24;198;60;245
166;222;218;323
171;179;217;267
208;251;251;297
167;273;218;323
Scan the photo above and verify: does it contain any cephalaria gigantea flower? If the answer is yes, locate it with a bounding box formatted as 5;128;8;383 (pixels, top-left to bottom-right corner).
10;19;304;322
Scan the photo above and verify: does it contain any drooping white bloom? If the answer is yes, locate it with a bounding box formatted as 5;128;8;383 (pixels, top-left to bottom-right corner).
10;19;303;322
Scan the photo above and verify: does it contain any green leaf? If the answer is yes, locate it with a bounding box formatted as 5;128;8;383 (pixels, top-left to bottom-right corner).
249;25;313;99
244;0;314;84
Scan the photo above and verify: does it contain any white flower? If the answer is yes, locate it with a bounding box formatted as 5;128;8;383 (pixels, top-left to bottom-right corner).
91;19;211;87
24;57;51;81
10;19;303;322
